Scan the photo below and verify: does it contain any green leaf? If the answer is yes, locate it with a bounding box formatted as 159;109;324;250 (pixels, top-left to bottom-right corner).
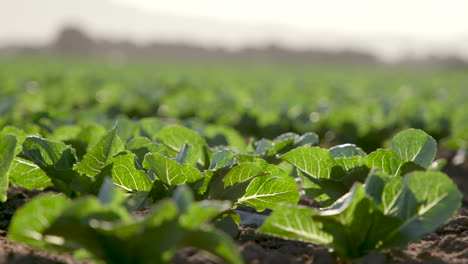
9;194;70;248
98;177;126;206
382;178;407;216
179;200;232;229
181;228;243;264
9;157;51;190
268;132;299;155
156;126;208;166
174;142;198;167
222;163;264;188
281;147;345;180
315;184;402;258
74;128;124;177
173;185;194;214
258;204;332;245
208;149;236;171
126;137;167;166
214;211;240;237
22;136;78;195
22;136;76;170
253;138;273;155
365;149;404;175
0;134;17;202
335;156;365;171
44;197;133;262
116;117;139;143
0;126;29;155
143;153;203;187
49;125;81;142
329;144;366;158
237;172;299;211
109;152;152;192
203;124;247;152
139;117;164;139
391;129;437;168
384;171;462;247
293;132;319;147
299;170;348;206
74;124;107;154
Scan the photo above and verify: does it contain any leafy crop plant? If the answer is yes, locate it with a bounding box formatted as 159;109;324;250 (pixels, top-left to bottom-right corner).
9;182;243;264
258;170;461;260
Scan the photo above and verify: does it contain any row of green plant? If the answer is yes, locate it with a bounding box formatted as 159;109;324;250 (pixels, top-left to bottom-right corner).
1;58;467;152
0;122;462;263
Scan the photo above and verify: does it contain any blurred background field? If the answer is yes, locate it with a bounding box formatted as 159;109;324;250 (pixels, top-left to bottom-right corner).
1;0;467;153
1;57;467;153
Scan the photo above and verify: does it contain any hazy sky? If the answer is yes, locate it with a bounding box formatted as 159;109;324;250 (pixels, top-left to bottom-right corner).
114;0;468;39
2;0;468;60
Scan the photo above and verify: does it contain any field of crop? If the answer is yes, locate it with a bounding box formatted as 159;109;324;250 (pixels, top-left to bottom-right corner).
0;57;467;264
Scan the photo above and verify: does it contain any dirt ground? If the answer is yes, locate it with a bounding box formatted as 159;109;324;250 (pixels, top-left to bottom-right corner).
1;149;467;264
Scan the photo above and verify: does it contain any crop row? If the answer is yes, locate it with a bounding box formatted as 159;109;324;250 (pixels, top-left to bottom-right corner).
0;59;467;153
0;121;462;263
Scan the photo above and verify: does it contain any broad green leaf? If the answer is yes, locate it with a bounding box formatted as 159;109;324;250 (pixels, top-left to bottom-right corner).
0;126;29;155
49;125;81;142
384;171;462;247
22;136;76;170
0;134;17;202
281;147;344;180
74;128;124;177
293;132;319;147
9;194;70;248
179;200;232;229
214;211;240;238
380;177;405;215
314;184;402;258
181;228;243;264
203;124;247;152
156;126;208;166
126;137;167;166
22;136;78;195
109;152;152;192
335;156;365;171
44;197;133;261
76;124;107;151
98;177;126;206
268;132;299;155
156;125;205;152
236;153;256;163
237;173;299;211
258;204;332;245
329;144;366;158
365;149;404;175
253;138;273;155
222;162;264;188
364;173;387;205
174;142;198;167
68;124;107;160
391;129;437;168
208;149;236;170
144;199;179;227
143;153;203;186
173;185;194;213
299;170;348;206
9;157;51;190
116;117;139;143
139;117;164;139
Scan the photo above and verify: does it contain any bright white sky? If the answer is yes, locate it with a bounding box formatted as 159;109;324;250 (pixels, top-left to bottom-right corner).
1;0;468;60
113;0;468;39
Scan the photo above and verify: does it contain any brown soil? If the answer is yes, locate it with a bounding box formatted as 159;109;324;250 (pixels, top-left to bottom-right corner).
0;149;467;264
